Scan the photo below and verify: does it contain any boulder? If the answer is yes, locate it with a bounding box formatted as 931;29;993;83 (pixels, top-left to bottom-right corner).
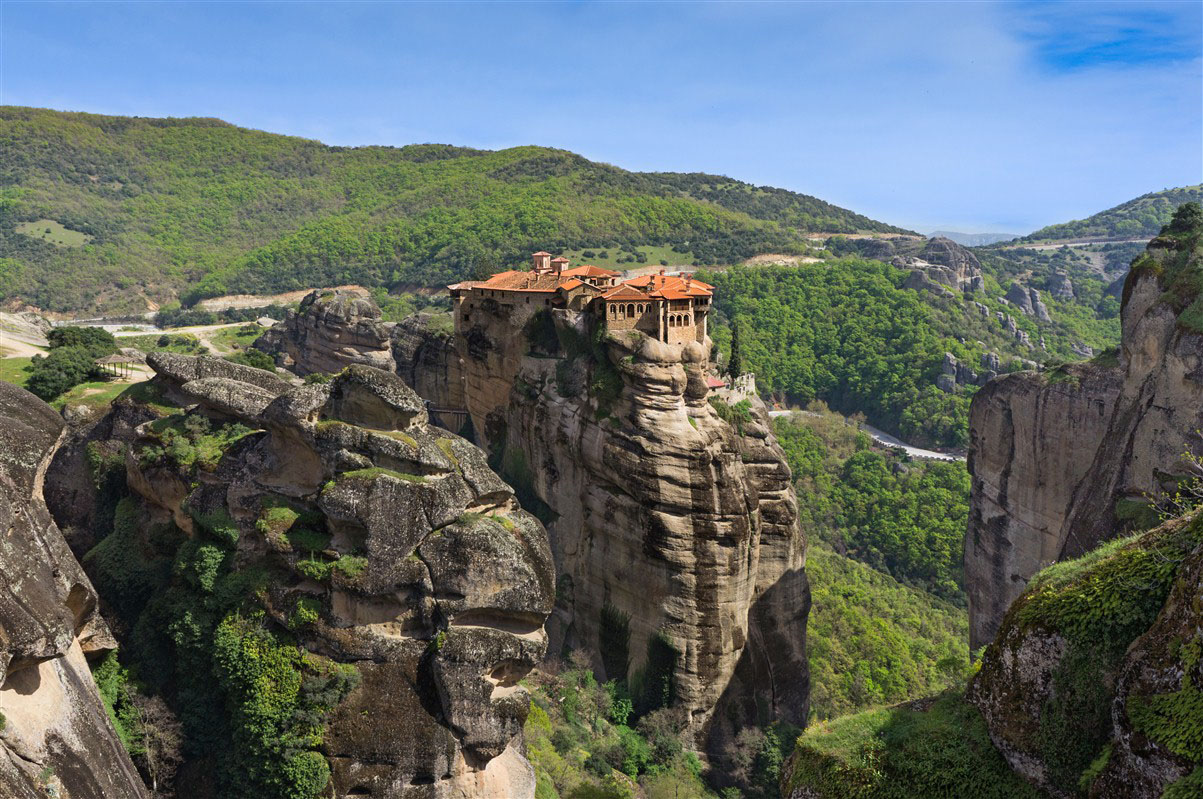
255;289;396;376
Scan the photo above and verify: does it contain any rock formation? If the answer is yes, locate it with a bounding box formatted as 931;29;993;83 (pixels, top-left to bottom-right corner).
968;510;1203;798
69;355;554;798
965;220;1203;648
1047;271;1075;301
391;314;466;412
937;351;995;393
410;294;810;760
0;381;148;799
1004;283;1051;322
255;289;395;376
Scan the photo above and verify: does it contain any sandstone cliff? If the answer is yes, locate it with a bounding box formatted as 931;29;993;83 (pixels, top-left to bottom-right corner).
399;297;810;759
0;381;148;799
966;222;1203;648
66;356;554;798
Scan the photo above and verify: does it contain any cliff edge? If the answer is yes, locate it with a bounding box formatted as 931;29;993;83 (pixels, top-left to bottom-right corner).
966;205;1203;648
0;381;148;799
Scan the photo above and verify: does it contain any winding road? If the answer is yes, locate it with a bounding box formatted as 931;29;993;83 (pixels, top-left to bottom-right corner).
766;409;965;462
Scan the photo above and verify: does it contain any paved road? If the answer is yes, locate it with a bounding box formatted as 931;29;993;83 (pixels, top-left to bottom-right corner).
997;237;1150;251
767;409;966;462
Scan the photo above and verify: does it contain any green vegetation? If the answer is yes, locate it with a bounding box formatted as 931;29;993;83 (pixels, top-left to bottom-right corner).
15;218;91;246
774;410;970;601
153;303;291;328
85;484;358;799
703;263;974;447
24;325;118;400
785;689;1042;799
118;332;207;354
806;544;970;720
225;347;277;371
0;107;908;313
996;511;1203;796
1017;185;1202;243
209;323;263;353
524;656;776;799
0;355;33;387
140;412;257;474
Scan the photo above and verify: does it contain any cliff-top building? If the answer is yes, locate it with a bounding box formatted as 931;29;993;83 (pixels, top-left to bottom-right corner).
449;251;713;345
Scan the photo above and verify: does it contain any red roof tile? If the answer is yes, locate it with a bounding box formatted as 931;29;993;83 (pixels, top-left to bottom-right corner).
562;264;621;278
601;284;650;301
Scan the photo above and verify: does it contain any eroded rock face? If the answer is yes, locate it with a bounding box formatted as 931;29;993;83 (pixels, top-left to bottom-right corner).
966;234;1203;648
0;382;147;799
120;357;554;798
391;315;466;412
423;299;809;757
255;289;396;376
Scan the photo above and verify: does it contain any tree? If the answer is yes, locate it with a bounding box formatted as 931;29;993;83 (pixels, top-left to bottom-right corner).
1163;202;1203;237
727;317;744;378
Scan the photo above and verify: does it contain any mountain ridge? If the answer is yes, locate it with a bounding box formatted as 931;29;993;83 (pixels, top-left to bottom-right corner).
0;106;911;314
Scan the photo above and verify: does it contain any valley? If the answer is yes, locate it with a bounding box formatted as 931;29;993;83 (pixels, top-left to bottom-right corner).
0;108;1200;799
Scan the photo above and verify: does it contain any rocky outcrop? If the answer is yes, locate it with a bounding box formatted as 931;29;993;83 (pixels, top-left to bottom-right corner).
966;226;1203;648
0;381;148;799
937;351;995;393
391;315;466;412
888;236;986;295
968;510;1203;798
1047;271;1075;301
431;298;810;760
1004;283;1051;322
255;289;396;376
89;356;554;798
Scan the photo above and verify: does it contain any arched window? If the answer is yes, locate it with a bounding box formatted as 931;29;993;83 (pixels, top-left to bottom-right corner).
610;304;616;319
627;303;635;318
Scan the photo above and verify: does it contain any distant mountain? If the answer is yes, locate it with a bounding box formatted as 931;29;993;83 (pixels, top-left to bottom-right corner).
928;231;1019;247
0;106;911;314
1017;185;1202;244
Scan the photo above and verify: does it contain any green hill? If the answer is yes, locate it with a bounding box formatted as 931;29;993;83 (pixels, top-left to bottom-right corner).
1017;185;1202;243
0;106;909;313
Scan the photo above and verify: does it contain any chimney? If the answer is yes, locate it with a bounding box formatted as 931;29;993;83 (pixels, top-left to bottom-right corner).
659;268;666;276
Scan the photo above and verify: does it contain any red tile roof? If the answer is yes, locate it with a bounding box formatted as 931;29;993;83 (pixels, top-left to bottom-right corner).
562;264;621;278
531;251;551;257
474;270;565;293
624;273;714;298
601;284;651;301
705;376;728;389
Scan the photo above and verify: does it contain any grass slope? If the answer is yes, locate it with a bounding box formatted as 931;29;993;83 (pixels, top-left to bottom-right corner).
0;106;909;313
806;544;970;720
1018;185;1202;243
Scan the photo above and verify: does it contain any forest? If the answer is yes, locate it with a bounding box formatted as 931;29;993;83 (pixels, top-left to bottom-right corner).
1016;185;1201;243
703;261;973;447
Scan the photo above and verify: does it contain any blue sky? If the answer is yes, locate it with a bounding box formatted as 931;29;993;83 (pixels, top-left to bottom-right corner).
1;1;1199;233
